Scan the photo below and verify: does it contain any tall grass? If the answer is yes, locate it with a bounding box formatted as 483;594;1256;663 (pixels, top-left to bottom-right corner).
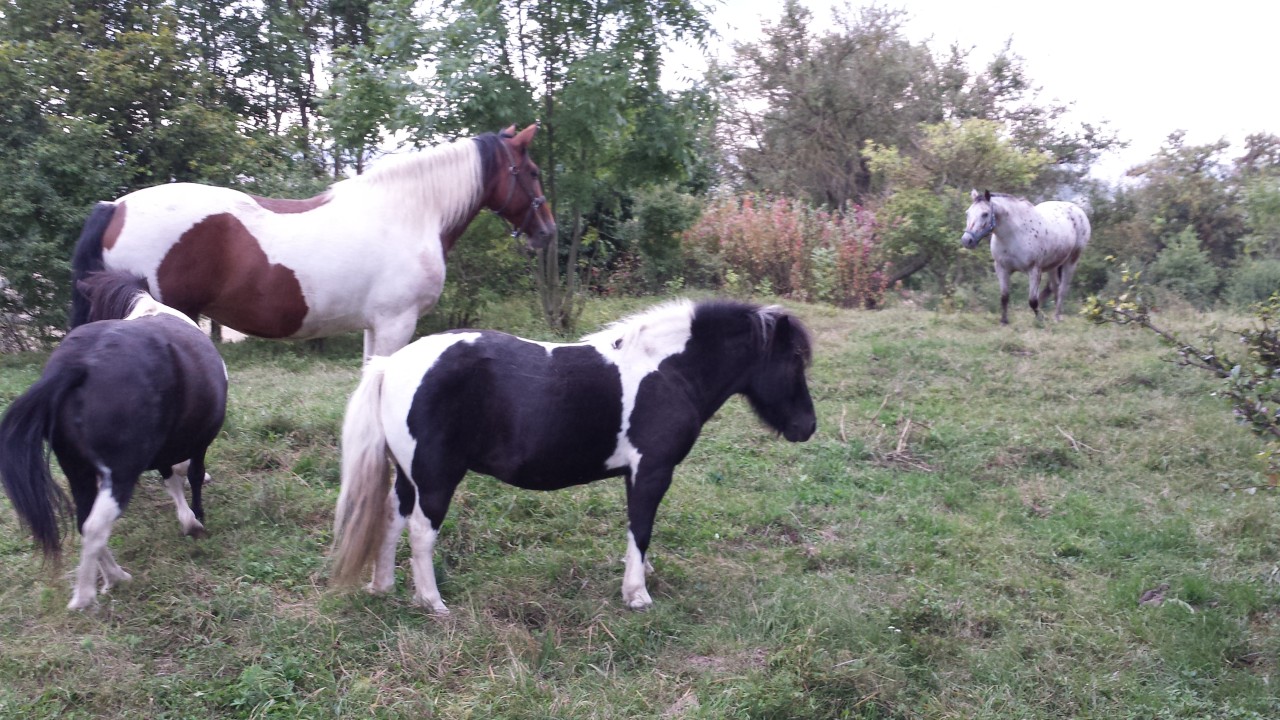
1;298;1277;719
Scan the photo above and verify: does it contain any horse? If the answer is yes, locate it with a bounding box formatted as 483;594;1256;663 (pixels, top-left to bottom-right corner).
0;270;228;610
960;189;1091;324
68;124;557;358
330;299;817;613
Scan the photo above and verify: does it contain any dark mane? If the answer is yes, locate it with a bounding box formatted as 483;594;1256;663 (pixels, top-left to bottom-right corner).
693;299;813;366
76;270;151;322
472;131;508;190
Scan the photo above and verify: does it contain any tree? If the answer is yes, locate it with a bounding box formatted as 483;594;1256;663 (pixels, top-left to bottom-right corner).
417;0;712;332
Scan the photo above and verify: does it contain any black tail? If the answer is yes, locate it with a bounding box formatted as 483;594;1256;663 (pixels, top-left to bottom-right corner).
69;202;117;329
0;365;85;558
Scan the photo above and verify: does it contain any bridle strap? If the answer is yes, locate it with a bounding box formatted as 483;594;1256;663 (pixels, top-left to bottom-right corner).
492;139;548;239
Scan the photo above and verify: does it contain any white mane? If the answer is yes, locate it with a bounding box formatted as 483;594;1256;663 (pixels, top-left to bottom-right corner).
582;299;696;361
337;137;483;231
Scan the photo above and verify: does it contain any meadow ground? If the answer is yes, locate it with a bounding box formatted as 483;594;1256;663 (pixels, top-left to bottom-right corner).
0;297;1277;719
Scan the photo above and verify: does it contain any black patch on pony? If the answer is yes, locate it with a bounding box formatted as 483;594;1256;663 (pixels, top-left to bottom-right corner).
68;202;117;328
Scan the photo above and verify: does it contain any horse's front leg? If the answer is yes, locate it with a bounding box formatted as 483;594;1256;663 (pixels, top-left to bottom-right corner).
370;311;421;359
406;463;464;615
622;463;674;611
995;262;1012;325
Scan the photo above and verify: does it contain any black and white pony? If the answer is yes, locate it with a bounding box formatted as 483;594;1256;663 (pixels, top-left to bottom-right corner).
331;299;817;613
0;270;228;610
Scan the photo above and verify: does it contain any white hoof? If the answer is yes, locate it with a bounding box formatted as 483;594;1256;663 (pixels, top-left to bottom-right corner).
67;592;95;611
624;588;654;611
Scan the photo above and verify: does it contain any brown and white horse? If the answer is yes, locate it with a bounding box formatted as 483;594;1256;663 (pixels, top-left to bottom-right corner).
69;124;556;357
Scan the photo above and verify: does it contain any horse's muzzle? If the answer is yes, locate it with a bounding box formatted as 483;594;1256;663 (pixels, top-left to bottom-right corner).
526;221;557;250
960;232;979;250
784;416;817;442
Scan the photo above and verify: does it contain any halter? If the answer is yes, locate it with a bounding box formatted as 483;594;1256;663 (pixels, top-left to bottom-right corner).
964;199;998;246
492;139;548;239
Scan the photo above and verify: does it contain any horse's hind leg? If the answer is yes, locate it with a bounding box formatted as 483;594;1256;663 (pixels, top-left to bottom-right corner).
368;468;413;595
1055;261;1079;322
69;470;131;610
406;459;465;614
162;460;207;538
1027;266;1044;320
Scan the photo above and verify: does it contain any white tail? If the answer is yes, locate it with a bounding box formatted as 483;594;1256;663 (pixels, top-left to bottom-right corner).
330;356;393;587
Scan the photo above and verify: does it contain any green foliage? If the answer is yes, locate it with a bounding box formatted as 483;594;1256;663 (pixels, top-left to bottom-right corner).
430;214;533;330
1149;227;1221;309
1084;264;1280;485
615;183;703;292
1226;259;1280;309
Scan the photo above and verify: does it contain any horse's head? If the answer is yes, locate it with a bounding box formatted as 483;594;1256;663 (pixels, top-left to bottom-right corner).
486;124;557;250
961;189;997;250
744;307;817;442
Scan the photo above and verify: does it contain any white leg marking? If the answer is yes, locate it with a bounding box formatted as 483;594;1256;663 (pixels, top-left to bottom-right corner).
97;548;132;591
367;489;404;594
406;504;448;614
69;488;123;610
163;468;206;537
621;530;653;611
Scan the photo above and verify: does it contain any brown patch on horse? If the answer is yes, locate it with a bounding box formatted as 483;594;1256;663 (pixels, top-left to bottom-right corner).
156;213;309;338
102;201;127;250
249;192;332;214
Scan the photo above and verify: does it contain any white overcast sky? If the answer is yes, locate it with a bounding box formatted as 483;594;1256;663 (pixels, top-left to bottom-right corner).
664;0;1280;184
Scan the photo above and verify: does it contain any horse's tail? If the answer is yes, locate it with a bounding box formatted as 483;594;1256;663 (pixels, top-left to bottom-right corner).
69;202;117;329
0;365;85;559
330;356;393;587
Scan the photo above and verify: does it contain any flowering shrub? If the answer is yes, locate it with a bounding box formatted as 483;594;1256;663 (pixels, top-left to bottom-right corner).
682;193;888;308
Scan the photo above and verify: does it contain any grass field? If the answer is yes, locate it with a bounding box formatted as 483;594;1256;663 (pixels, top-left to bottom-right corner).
1;298;1278;719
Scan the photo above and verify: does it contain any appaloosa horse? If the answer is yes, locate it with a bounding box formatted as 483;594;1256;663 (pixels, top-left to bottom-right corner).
69;124;556;357
0;271;228;610
330;299;817;613
961;189;1091;324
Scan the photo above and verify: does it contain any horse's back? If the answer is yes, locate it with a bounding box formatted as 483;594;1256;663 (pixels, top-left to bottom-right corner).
381;330;628;489
1035;200;1091;251
52;316;227;467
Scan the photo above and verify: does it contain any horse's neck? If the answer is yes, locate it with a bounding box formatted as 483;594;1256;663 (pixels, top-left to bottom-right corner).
349;140;484;239
993;198;1033;240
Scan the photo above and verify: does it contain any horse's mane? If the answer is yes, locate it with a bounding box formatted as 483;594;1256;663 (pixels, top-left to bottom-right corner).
583;299;813;366
988;192;1036;210
77;270;149;322
582;299;696;360
344;134;487;230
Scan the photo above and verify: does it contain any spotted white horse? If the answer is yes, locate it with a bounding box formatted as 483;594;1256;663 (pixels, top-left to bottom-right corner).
961;190;1091;324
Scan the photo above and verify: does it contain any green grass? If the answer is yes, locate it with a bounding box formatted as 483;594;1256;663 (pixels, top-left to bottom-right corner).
2;298;1278;719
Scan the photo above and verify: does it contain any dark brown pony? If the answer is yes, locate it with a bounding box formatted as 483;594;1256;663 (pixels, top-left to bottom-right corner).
69;125;556;356
0;271;228;609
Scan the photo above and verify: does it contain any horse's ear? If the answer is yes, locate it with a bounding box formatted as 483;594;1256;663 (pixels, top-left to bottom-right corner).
513;123;538;149
499;124;518;138
983;189;991;202
971;189;981;202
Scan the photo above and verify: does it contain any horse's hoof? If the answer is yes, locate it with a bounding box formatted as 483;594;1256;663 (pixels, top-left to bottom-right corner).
67;594;94;611
412;596;450;615
627;598;653;612
184;524;208;539
364;581;393;595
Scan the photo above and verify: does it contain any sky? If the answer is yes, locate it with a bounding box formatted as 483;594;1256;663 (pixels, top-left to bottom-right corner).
664;0;1280;184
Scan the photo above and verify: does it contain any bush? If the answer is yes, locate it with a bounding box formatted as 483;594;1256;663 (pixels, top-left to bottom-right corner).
1149;227;1220;309
1225;259;1280;309
682;193;888;307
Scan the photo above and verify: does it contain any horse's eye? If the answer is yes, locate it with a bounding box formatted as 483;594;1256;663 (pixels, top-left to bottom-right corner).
530;170;540;179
